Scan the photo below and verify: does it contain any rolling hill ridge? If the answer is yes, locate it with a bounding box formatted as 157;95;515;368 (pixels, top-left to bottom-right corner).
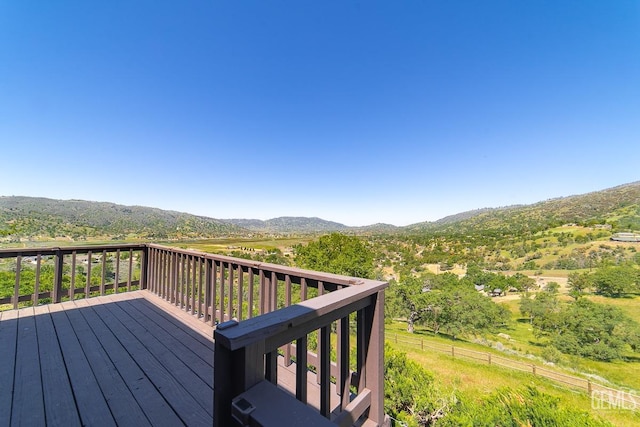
1;181;639;240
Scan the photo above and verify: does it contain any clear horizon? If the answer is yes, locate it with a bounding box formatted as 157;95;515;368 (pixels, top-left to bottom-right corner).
1;2;638;227
2;179;637;228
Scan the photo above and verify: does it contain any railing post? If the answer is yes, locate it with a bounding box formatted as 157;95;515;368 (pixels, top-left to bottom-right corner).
53;248;64;303
146;247;154;293
363;290;385;425
345;290;379;423
140;246;149;290
214;321;265;427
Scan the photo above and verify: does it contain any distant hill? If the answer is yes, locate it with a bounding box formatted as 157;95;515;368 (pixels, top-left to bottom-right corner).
2;181;639;241
405;181;640;235
0;197;244;240
352;223;401;233
407;207;505;230
223;217;349;233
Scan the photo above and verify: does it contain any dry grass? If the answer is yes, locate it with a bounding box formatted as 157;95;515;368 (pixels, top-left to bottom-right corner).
386;321;640;426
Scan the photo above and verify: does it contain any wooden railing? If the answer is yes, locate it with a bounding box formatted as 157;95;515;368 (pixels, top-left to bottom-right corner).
0;244;147;309
145;244;388;426
213;280;386;426
1;243;388;426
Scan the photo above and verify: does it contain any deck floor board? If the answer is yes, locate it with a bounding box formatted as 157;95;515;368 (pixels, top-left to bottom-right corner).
1;292;214;426
115;297;214;385
0;309;18;426
34;305;81;426
63;301;152;426
1;290;341;426
12;308;46;426
98;300;213;419
48;302;118;426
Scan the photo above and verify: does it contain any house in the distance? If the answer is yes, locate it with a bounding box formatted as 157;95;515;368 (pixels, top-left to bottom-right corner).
611;232;640;242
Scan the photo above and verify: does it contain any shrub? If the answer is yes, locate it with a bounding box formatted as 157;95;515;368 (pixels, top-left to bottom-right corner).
439;386;613;427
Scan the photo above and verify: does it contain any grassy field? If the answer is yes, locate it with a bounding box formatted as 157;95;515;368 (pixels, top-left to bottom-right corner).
167;237;313;254
496;296;640;391
385;321;640;426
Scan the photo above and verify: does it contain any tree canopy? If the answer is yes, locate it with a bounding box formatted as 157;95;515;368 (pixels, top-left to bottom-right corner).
521;292;640;361
294;233;375;279
393;273;510;338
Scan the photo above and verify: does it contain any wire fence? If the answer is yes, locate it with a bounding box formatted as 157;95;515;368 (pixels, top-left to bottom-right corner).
388;333;639;411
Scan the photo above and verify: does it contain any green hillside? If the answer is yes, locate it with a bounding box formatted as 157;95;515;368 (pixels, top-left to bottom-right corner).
0;196;244;241
406;181;640;236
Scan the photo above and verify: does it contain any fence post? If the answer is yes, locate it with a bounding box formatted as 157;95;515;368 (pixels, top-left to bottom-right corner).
587;380;592;395
532;365;536;376
488;353;491;365
451;346;455;358
421;339;424;351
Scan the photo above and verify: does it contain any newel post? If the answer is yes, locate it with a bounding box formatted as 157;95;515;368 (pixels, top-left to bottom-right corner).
213;321;265;426
53;248;64;303
140;246;149;290
367;289;385;425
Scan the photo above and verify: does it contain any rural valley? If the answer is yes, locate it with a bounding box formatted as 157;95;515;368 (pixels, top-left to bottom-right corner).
2;182;640;426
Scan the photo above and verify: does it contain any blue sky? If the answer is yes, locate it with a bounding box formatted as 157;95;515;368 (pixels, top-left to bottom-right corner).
1;1;638;226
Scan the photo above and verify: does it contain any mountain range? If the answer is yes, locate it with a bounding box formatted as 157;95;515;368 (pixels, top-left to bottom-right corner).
1;181;639;239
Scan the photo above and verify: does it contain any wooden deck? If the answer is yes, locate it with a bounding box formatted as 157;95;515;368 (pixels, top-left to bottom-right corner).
0;290;343;427
1;291;215;426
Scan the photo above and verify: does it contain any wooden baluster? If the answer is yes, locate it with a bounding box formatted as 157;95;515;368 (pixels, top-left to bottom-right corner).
100;250;106;296
316;281;325;384
219;262;225;322
259;270;265;315
319;325;331;418
13;255;21;309
162;250;168;298
338;314;350;409
301;277;308;301
191;256;197;315
212;261;218;324
237;265;243;320
150;248;156;293
248;268;254;318
204;258;212;323
197;257;203;318
181;254;187;309
69;251;76;300
33;254;41;306
227;264;234;320
284;274;292;366
172;252;179;304
271;272;278;311
128;249;133;293
296;335;308;403
357;308;366;393
114;250;120;293
265;350;278;384
85;251;92;298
